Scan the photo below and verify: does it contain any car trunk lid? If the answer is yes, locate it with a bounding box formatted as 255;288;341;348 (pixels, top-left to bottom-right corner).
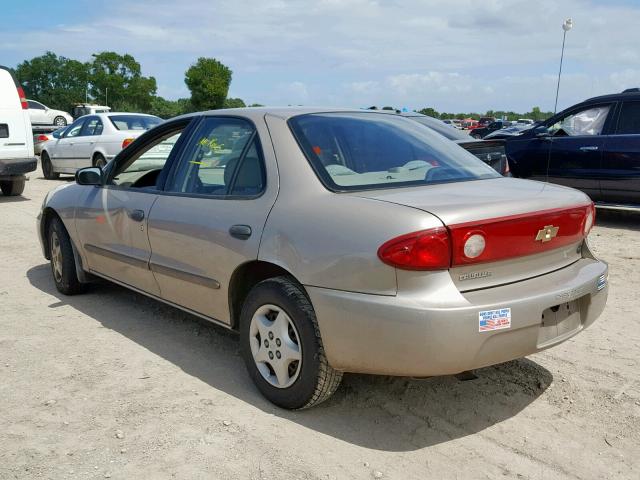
352;177;593;291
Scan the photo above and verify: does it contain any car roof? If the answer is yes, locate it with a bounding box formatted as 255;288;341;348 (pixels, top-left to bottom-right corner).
582;90;640;104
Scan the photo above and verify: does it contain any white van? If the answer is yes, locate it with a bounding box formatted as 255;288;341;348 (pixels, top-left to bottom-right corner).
0;65;36;196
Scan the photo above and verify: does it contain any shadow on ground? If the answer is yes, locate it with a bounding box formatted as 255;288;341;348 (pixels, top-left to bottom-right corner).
28;263;552;452
596;208;640;232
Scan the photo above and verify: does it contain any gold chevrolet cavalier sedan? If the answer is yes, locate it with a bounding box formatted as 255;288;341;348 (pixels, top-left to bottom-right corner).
38;108;608;409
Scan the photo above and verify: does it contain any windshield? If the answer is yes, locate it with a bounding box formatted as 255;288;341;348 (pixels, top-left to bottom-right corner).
109;115;162;131
289;112;499;192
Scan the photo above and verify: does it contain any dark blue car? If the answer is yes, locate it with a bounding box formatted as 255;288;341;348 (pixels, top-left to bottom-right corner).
506;89;640;208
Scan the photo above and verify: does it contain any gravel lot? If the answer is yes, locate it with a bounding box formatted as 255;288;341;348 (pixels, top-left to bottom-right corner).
1;167;639;480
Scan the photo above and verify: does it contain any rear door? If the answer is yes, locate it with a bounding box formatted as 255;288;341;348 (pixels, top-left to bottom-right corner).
75;119;193;295
146;115;278;324
545;103;614;199
600;100;640;204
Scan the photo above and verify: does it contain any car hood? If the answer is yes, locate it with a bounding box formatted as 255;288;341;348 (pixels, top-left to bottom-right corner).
350;177;590;226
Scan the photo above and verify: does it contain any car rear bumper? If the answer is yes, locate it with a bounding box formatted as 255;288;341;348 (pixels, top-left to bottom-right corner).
0;157;37;176
307;257;608;376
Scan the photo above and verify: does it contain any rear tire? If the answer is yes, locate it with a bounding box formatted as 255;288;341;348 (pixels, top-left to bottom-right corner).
53;116;67;127
93;153;107;169
240;276;342;409
48;217;87;295
0;179;25;196
41;152;59;180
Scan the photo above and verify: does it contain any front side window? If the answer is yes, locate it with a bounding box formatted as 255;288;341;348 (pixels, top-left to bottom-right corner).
111;130;183;188
166;117;264;196
616;101;640;134
548;105;611;137
289;112;499;191
108;115;162;131
80;118;103;136
64;120;85;138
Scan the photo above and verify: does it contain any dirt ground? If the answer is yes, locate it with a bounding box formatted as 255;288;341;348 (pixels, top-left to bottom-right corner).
1;167;639;480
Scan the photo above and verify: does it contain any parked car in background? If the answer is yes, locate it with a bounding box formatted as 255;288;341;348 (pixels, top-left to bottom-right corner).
461;118;478;129
470;120;512;139
516;118;535;125
38;107;607;409
478;116;496;127
442;119;462;129
402;112;510;175
484;123;535;140
27;100;73;127
40;112;162;179
0;65;36;196
71;104;111;119
34;126;67;156
506;89;640;208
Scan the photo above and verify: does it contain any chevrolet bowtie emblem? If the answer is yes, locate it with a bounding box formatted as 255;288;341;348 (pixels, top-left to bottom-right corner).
535;225;559;242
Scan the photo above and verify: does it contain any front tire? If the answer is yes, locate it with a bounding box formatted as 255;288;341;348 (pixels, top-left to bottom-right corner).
41;152;59;180
93;153;107;169
0;178;25;196
240;277;342;409
48;217;87;295
53;116;67;127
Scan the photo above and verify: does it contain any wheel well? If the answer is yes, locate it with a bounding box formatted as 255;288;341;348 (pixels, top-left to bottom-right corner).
228;261;299;330
41;207;62;259
92;152;105;162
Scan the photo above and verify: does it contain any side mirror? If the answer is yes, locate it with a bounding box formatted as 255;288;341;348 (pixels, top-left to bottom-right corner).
76;167;103;186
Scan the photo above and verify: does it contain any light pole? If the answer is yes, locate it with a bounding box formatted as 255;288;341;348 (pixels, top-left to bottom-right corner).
554;18;573;113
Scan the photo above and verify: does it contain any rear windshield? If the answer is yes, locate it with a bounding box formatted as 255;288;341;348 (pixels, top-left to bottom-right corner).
109;115;162;131
289;112;499;191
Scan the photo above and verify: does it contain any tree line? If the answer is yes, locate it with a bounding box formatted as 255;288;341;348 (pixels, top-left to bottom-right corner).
13;51;261;118
416;106;554;122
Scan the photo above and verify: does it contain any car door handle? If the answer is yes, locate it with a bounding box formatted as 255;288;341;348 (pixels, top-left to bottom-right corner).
579;146;599;151
229;224;252;239
127;209;145;222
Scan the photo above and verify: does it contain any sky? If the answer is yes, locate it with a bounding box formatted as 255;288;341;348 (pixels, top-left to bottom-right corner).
2;0;640;113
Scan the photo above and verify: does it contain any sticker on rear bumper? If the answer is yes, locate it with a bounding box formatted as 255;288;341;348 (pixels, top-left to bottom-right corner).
479;308;511;332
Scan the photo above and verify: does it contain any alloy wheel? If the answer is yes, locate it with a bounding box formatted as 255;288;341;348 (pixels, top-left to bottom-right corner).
50;231;63;283
249;304;302;389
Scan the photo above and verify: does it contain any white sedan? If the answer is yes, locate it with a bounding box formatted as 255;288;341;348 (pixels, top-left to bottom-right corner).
40;112;162;179
27;100;73;127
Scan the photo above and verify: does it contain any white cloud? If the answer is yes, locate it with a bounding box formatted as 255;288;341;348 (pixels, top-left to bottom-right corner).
2;0;640;111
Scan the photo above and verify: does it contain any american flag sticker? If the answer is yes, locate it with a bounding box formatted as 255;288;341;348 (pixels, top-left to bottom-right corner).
479;308;512;332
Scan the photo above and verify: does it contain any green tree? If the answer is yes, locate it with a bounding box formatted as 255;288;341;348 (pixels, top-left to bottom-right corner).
15;51;89;111
249;103;264;107
417;107;440;118
149;97;192;118
184;57;232;110
224;97;246;108
88;51;157;111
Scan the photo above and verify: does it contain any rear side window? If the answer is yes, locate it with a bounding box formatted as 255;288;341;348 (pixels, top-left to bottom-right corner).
289;112;499;191
80;117;103;136
0;124;8;138
109;115;162;131
616;101;640;134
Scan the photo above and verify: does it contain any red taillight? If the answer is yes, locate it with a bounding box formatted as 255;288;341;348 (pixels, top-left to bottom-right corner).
122;138;135;149
36;134;49;142
448;204;592;266
378;227;451;270
17;87;28;109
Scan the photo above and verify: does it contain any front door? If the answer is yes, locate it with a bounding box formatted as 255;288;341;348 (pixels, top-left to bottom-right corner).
600;100;640;204
51;118;85;173
545;103;613;200
146;115;278;324
75;121;190;295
